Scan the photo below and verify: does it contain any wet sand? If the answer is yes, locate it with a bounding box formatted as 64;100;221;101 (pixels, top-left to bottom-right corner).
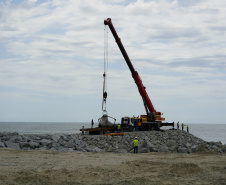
0;148;226;185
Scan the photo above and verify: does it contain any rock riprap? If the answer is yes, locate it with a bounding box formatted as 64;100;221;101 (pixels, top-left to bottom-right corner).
0;130;225;154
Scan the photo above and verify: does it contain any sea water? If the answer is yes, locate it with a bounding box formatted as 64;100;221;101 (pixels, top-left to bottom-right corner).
0;122;225;144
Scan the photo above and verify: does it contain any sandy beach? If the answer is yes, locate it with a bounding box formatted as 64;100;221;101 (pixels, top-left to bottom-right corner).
0;148;225;185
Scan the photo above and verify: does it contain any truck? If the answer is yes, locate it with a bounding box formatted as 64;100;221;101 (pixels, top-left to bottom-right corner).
104;18;174;131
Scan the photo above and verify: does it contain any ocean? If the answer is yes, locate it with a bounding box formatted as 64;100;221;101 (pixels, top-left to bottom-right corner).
0;122;225;145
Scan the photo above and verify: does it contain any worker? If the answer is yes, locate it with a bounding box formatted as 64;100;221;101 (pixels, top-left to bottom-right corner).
118;124;121;133
82;126;84;135
135;123;138;131
91;119;94;128
134;137;138;154
187;125;189;133
182;123;184;131
177;121;179;130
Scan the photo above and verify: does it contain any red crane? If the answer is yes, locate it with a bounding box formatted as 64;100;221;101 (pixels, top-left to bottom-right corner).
104;18;159;121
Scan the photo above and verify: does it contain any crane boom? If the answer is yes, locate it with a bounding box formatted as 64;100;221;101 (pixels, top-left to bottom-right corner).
104;18;156;115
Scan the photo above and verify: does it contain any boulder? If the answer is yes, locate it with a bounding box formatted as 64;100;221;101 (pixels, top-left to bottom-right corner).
197;144;207;152
52;134;61;142
40;139;53;148
158;145;168;152
178;147;188;153
168;145;178;152
58;137;66;146
166;140;177;147
185;143;191;149
10;136;23;143
19;141;39;149
67;148;75;152
210;145;219;151
5;141;20;150
106;145;114;152
147;142;156;152
52;142;60;148
65;140;75;148
19;142;31;149
0;142;5;147
85;146;103;152
28;141;39;149
61;135;70;141
49;147;57;151
191;145;199;153
185;143;192;153
76;147;87;152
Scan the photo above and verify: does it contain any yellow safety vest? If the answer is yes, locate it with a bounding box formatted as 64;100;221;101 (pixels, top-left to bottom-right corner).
134;139;138;147
118;125;120;129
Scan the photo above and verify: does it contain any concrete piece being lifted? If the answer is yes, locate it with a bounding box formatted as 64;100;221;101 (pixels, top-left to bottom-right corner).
98;114;115;127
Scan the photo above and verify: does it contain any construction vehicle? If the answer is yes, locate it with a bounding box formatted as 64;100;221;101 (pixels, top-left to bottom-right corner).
121;116;134;132
80;114;118;135
104;18;174;131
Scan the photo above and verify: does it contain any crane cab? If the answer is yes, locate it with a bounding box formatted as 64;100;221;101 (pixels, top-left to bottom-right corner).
121;116;134;132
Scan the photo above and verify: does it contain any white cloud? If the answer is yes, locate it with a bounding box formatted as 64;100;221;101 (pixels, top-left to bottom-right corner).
0;0;225;123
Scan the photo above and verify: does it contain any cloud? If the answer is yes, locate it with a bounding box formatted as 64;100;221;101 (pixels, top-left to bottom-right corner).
0;0;225;122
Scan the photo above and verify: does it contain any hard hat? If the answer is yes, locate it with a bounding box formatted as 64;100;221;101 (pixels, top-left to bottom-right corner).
135;137;137;139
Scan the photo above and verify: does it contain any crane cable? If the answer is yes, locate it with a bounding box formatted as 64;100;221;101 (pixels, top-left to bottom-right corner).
102;25;108;112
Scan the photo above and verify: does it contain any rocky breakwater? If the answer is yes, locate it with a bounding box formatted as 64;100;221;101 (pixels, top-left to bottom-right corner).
0;130;226;154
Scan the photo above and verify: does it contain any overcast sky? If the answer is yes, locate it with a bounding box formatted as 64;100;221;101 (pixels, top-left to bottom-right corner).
0;0;225;124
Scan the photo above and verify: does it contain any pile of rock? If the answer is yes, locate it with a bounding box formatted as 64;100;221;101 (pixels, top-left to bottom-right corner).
0;130;225;154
